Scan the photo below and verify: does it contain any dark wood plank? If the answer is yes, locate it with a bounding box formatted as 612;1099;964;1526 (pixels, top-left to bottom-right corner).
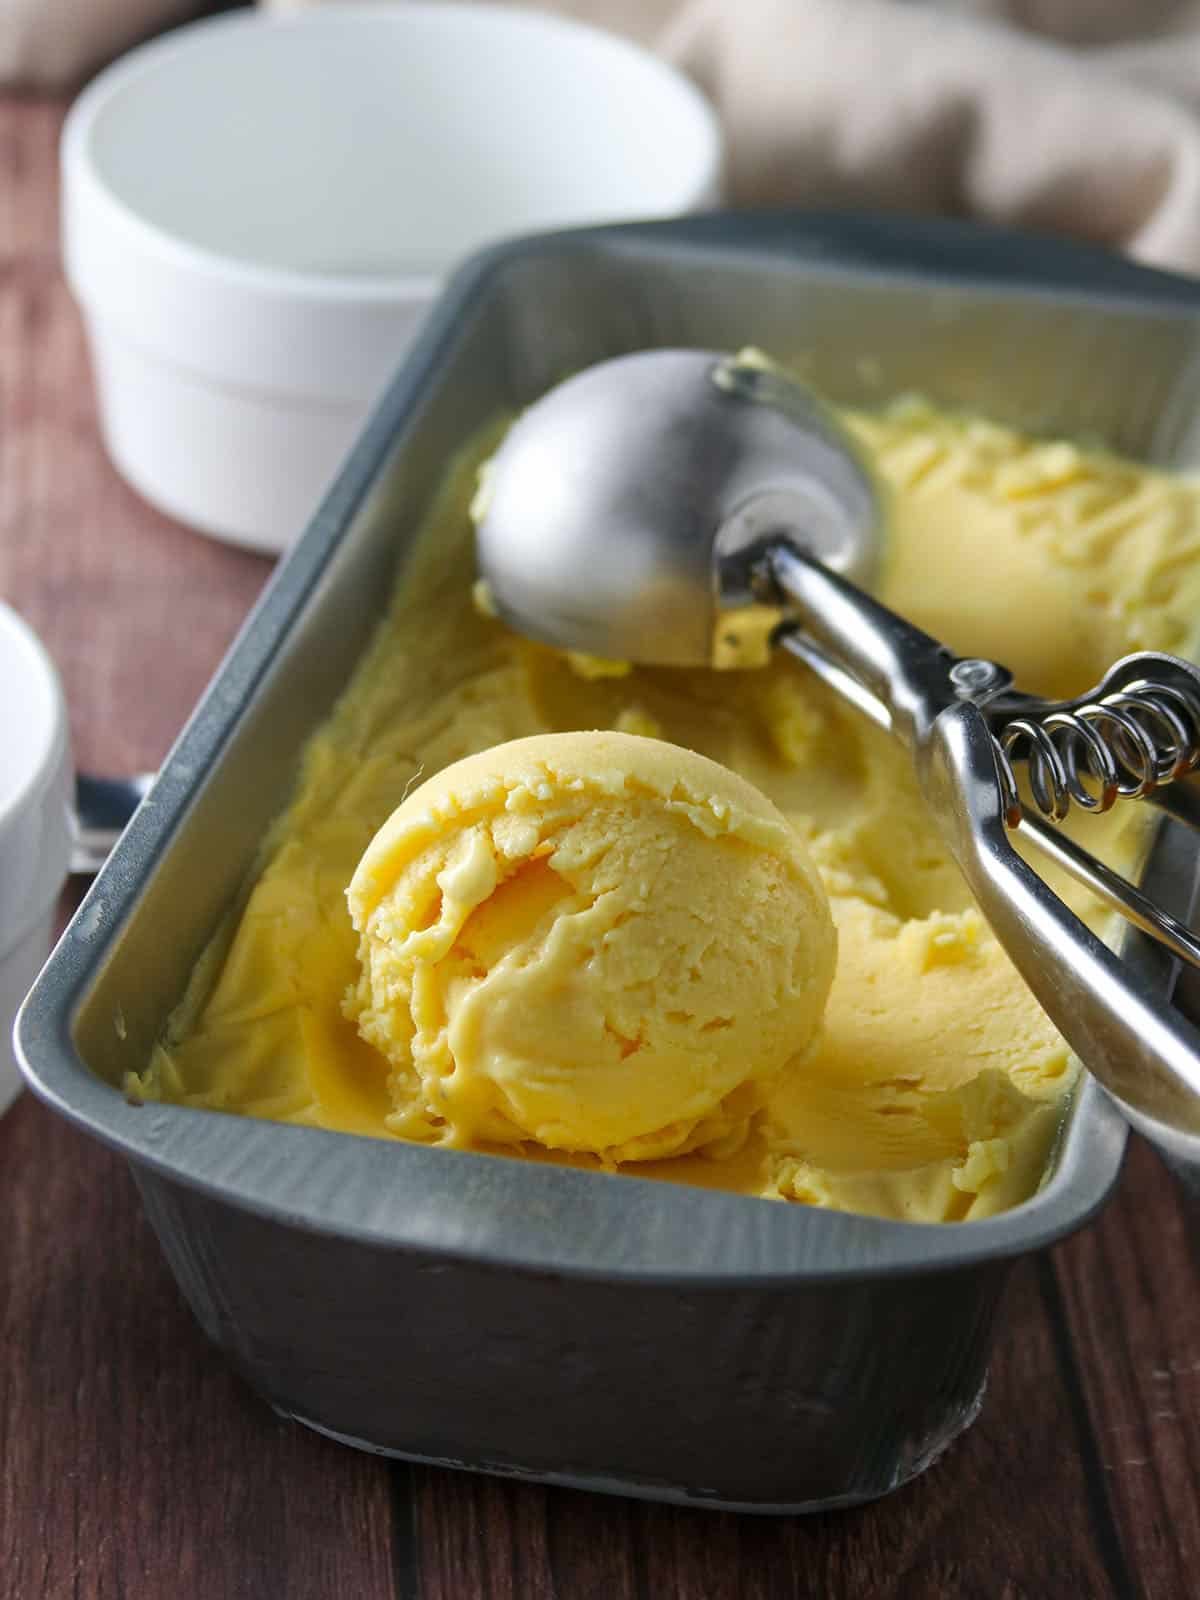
0;103;269;777
0;95;400;1600
1052;1137;1200;1594
0;1084;400;1600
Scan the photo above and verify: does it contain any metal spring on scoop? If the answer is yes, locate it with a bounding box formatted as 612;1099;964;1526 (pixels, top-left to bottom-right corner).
994;679;1200;824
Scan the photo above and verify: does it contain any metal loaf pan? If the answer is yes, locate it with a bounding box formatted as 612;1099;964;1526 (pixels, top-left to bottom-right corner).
19;213;1200;1513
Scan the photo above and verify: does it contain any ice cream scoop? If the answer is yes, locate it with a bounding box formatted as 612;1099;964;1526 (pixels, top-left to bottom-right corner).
346;731;836;1162
474;348;1200;1169
474;349;881;667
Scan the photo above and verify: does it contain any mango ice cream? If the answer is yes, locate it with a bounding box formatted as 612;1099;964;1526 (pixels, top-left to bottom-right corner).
347;732;835;1163
130;388;1200;1222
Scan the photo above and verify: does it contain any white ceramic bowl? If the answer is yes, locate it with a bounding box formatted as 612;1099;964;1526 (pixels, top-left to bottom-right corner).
61;4;723;554
0;603;73;1116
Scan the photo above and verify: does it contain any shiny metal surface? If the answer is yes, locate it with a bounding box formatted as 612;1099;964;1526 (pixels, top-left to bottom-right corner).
772;569;1200;984
769;552;1200;1161
475;349;879;665
1016;810;1200;971
22;211;1200;1510
990;654;1200;823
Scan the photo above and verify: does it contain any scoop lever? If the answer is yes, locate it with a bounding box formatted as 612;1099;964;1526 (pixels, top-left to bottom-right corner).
475;347;1200;1166
766;544;1200;1162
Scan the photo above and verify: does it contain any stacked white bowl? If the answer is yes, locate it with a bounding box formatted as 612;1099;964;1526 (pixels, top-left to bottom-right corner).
62;4;723;554
0;603;73;1116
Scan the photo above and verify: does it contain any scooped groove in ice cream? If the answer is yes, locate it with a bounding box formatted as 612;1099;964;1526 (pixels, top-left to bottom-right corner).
346;732;836;1163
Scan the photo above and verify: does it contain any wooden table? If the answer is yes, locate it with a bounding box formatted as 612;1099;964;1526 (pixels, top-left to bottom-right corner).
3;92;1199;1600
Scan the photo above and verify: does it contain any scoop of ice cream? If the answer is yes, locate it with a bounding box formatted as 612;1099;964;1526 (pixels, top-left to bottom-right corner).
345;731;836;1162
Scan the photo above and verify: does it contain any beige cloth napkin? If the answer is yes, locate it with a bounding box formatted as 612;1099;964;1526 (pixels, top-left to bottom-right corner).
0;0;203;86
12;0;1200;275
267;0;1200;272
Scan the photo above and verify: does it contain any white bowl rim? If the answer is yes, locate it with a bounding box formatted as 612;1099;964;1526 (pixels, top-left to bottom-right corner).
0;602;71;958
0;602;68;842
61;1;723;308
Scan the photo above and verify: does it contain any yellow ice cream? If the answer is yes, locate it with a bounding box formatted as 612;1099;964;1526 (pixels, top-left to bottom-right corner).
346;733;835;1163
130;387;1200;1222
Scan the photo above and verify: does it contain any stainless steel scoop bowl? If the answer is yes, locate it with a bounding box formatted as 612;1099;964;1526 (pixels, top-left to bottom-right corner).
476;348;1200;1176
476;350;881;665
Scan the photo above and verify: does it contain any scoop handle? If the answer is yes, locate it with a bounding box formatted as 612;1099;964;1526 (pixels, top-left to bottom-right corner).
771;565;1200;1171
764;542;963;744
926;702;1200;1162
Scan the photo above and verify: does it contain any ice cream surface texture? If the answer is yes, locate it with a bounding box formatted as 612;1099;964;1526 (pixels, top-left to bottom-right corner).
346;733;835;1163
132;390;1200;1221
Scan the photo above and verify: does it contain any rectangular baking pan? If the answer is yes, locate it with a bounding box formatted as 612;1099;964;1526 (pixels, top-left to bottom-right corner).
19;212;1200;1513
